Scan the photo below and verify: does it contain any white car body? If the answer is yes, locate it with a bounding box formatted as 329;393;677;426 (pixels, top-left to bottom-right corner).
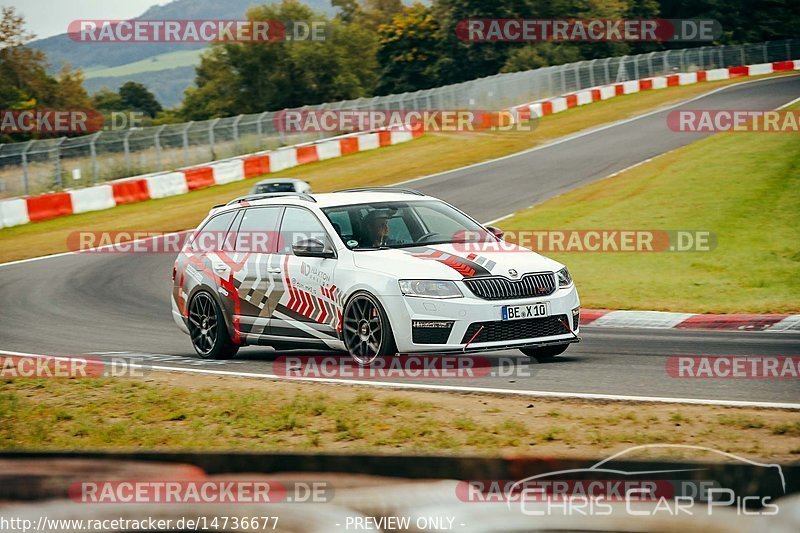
171;190;580;360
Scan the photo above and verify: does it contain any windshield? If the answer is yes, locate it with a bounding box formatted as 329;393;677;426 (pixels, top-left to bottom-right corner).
254;182;296;193
322;200;496;250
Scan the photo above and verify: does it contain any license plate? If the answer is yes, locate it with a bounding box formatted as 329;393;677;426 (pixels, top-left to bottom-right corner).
502;302;549;321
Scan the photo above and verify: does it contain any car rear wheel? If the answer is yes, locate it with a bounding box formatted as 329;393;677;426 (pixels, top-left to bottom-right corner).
188;291;239;360
342;292;396;365
520;343;569;362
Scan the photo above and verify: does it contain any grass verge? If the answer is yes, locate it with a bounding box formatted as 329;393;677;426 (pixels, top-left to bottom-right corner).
1;372;798;460
502;102;800;313
0;74;788;264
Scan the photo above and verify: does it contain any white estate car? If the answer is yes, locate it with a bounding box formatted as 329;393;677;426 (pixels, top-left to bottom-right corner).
171;188;580;364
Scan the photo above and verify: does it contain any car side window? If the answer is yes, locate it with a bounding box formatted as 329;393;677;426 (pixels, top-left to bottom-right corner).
325;209;353;240
191;211;236;253
279;207;330;254
235;207;282;253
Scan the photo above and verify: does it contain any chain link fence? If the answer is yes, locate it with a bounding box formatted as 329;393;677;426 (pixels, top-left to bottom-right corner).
0;39;796;198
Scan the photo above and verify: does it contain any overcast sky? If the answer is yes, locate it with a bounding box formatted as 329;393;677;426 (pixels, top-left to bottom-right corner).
4;0;167;39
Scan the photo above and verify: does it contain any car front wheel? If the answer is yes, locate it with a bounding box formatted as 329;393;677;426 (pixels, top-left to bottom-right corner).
520;343;569;362
342;292;396;365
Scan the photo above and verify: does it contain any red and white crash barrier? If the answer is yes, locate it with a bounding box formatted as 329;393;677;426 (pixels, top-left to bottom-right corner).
0;127;424;227
514;60;799;119
581;309;800;332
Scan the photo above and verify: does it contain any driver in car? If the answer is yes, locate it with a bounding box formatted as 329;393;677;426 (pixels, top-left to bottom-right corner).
363;210;391;247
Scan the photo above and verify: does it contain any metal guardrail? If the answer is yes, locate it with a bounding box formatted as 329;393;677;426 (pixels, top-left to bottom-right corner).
0;39;796;198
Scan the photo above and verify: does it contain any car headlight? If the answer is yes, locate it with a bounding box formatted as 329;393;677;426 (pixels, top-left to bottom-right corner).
399;280;462;299
556;267;573;288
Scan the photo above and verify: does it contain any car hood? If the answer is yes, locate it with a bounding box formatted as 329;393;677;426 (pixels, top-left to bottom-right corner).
351;242;563;279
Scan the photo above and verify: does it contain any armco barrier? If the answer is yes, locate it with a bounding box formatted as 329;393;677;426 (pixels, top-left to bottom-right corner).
316;140;342;160
26;192;72;223
705;68;730;81
144;171;189;199
1;60;797;230
269;148;299;172
182;166;215;191
749;62;775;76
68;185;115;214
243;154;270;178
295;145;319;165
339;137;359;155
0;198;29;228
209;160;245;185
111;179;150;205
357;133;381;151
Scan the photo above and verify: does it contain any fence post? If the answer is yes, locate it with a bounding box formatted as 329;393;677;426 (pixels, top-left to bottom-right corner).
123;130;133;175
21;140;33;195
257;112;268;149
740;45;746;65
89;132;101;184
154;124;166;172
233;114;243;153
763;42;768;63
54;137;66;190
208;118;220;160
182;121;193;166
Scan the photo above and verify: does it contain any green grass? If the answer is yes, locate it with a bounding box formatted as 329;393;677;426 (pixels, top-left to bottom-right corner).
84;49;205;79
2;377;798;459
502;104;800;313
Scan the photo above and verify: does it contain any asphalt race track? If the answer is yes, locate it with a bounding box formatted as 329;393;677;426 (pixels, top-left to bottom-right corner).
1;75;799;405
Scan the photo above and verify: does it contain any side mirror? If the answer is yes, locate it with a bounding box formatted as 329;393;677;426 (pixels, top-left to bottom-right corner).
486;225;505;239
292;238;335;258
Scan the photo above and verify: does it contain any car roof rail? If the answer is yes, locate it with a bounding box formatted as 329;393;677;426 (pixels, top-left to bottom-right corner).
225;192;317;206
334;187;425;196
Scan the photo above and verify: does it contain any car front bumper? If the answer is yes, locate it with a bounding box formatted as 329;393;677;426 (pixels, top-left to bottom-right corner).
386;283;581;354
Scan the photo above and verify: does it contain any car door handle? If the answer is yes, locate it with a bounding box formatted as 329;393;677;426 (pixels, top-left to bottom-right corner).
214;264;227;272
267;267;282;274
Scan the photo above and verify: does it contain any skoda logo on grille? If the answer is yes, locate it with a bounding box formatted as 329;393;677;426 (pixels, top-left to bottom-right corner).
508;269;518;278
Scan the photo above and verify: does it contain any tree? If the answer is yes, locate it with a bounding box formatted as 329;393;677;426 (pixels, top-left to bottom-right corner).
118;81;163;118
180;0;378;119
91;88;125;112
375;3;441;94
0;7;92;140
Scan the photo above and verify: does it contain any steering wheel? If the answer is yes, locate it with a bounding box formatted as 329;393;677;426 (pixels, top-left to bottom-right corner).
415;232;440;243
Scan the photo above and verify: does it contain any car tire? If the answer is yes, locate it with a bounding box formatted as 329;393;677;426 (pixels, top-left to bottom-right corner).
188;291;239;360
520;343;569;362
342;291;397;365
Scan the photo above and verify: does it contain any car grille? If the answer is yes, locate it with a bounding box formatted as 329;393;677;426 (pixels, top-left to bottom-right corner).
463;272;556;300
461;315;570;344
